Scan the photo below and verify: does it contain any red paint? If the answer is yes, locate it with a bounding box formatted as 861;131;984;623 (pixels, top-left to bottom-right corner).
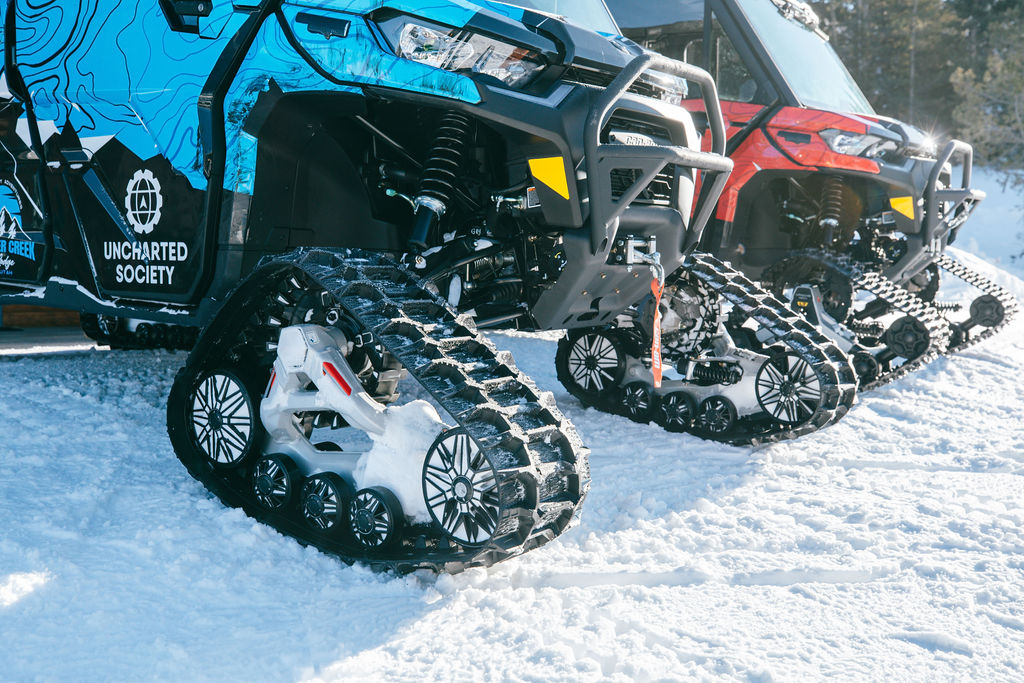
683;101;885;223
265;370;276;397
322;362;352;396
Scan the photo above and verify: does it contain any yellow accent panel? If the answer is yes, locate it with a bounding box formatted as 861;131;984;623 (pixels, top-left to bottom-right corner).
528;157;570;200
890;196;915;220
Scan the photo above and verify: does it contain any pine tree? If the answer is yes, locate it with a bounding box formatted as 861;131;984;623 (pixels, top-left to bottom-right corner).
810;0;966;135
951;8;1024;177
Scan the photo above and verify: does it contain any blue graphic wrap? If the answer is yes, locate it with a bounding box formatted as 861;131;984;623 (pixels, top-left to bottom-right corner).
13;1;247;190
223;5;488;196
0;181;33;275
11;1;544;196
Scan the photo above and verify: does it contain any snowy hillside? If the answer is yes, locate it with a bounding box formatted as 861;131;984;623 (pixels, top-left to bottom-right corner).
2;172;1024;680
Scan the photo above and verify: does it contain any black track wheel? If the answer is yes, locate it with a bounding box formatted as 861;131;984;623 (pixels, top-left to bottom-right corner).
851;351;880;386
884;316;930;360
301;473;354;535
351;487;403;549
251;454;301;511
970;295;1005;328
422;429;502;547
619;382;653;423
656;391;697;433
755;352;822;425
188;370;261;469
695;396;737;438
555;329;627;407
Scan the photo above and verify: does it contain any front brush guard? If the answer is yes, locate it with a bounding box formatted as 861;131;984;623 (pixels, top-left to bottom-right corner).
584;53;734;255
886;139;985;283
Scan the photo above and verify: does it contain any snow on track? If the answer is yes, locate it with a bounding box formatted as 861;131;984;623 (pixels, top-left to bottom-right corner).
2;257;1024;676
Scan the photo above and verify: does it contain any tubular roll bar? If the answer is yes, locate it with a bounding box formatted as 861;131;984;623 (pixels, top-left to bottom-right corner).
924;139;978;243
584;52;734;254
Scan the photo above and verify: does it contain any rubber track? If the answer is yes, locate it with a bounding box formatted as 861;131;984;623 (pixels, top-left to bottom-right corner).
685;253;858;445
765;249;957;391
168;248;589;574
934;252;1020;354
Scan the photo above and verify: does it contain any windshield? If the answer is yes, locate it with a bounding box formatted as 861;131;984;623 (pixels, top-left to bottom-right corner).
738;0;874;115
502;0;620;34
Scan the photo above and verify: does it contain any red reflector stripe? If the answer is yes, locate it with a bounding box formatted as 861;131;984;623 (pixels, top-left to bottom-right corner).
322;362;352;396
266;370;276;396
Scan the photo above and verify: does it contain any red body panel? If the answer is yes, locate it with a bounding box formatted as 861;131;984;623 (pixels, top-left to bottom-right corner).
687;100;883;222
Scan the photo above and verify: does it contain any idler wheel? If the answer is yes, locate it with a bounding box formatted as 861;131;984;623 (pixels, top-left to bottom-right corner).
301;473;354;535
655;391;697;433
422;429;502;547
556;329;626;406
251;454;301;511
188;370;259;469
755;352;822;425
970;295;1005;328
350;487;403;549
619;382;653;423
97;315;121;338
884;316;930;360
851;351;880;385
695;396;737;438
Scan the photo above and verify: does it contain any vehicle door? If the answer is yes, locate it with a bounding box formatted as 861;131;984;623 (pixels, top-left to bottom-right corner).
9;0;244;304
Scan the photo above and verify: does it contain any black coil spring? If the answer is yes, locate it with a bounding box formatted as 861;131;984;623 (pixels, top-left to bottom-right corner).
692;363;741;385
849;320;885;337
819;177;845;229
419;111;473;206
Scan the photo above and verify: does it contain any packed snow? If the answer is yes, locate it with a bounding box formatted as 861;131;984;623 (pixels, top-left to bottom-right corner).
2;169;1024;680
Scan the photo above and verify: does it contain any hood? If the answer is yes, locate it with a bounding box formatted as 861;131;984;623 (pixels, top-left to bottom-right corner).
311;0;640;70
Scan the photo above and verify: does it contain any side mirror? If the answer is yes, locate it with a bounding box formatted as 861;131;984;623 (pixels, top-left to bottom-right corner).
160;0;213;34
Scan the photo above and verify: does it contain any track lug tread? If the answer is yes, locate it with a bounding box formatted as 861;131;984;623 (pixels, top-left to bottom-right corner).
167;247;588;574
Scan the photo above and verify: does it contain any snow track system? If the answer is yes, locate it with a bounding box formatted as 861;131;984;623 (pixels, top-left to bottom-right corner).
167;249;588;574
763;249;1019;390
556;253;858;446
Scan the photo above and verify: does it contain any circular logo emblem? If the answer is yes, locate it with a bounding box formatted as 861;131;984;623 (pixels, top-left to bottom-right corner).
125;169;163;235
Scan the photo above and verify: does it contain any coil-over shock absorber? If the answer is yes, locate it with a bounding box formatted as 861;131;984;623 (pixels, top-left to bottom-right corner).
409;111;473;250
818;176;844;246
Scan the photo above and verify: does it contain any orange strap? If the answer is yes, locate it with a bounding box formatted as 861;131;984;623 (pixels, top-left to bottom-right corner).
651;278;665;389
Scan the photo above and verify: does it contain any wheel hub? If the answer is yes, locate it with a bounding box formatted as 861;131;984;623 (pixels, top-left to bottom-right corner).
354;508;375;534
208;410;224;430
255;474;274;496
453;477;473;503
305;494;325;517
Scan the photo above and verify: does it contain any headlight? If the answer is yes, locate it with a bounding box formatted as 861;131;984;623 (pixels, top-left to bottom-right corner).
820;128;900;159
637;72;688;106
377;16;546;89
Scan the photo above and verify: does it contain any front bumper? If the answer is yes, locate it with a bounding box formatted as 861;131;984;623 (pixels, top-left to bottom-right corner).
885;139;985;283
531;53;733;329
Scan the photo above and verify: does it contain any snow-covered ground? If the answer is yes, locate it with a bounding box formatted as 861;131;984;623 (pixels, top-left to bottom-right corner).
3;172;1024;681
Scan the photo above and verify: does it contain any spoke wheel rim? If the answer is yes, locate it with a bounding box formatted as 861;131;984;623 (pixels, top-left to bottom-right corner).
566;332;623;396
190;372;255;467
252;455;295;510
301;475;349;532
755;353;822;425
658;391;696;431
422;429;502;547
620;382;652;420
350;489;399;548
697;396;736;436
